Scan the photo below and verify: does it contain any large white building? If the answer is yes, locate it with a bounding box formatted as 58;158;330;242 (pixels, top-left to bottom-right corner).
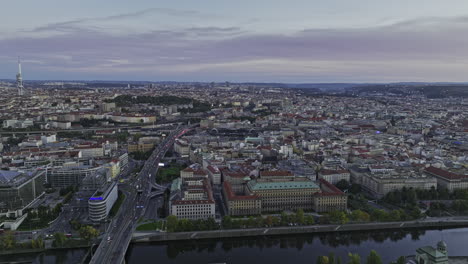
169;176;216;220
88;182;118;222
350;166;437;198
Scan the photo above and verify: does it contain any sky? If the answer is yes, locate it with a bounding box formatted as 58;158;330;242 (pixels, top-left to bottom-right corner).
2;0;468;83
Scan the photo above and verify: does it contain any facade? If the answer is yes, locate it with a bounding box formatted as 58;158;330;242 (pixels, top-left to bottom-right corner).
424;166;468;192
48;165;102;188
169;176;216;220
247;178;320;212
222;169;249;193
0;170;46;217
313;179;348;213
350;166;437;198
77;145;104;158
207;165;222;185
222;181;261;216
174;140;190;157
318;168;350;184
88;181;118;222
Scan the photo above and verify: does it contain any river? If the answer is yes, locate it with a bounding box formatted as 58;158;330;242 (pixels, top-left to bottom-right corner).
2;227;467;263
125;227;468;264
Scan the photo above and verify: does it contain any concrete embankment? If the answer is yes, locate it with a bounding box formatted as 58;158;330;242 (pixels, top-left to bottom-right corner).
132;219;468;243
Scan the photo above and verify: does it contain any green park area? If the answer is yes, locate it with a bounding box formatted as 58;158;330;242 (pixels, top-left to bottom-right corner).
156;163;186;184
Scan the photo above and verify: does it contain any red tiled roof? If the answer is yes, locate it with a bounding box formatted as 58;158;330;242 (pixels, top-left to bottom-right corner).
316;178;346;196
223;182;258;200
425;166;468;180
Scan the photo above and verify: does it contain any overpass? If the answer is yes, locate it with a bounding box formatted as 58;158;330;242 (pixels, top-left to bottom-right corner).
89;125;193;264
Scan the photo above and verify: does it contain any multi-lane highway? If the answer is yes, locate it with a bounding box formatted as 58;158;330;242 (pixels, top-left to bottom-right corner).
89;126;191;264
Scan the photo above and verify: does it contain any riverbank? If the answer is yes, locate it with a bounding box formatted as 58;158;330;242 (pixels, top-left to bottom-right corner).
0;244;90;256
131;218;468;242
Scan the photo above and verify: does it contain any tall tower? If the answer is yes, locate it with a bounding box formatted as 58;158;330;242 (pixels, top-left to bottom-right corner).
16;57;24;96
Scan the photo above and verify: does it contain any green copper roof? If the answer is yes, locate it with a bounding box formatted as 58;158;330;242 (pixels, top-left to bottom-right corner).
416;246;448;259
247;180;319;191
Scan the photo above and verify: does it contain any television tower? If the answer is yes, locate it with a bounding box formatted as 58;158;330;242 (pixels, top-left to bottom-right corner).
16;57;24;96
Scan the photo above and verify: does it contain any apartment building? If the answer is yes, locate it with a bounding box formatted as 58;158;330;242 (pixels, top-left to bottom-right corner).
222;181;261;216
247;178;320;212
313;179;348;213
424;166;468;192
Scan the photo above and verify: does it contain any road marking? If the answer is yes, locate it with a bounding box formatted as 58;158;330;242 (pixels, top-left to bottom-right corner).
335;225;341;231
263;229;269;234
400;223;404;227
190;233;197;238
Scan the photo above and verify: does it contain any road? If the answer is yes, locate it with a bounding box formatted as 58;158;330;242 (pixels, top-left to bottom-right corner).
0;121;183;135
89;125;193;264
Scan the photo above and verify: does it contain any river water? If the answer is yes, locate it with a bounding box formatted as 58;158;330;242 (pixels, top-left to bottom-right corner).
2;227;467;263
125;228;468;264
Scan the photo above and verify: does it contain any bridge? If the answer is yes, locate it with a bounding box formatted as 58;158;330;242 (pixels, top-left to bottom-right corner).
89;125;193;264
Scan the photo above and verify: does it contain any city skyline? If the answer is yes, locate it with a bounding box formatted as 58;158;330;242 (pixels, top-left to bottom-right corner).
2;1;468;82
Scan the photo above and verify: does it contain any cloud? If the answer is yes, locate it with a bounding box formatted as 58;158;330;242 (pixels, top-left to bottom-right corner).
26;7;213;34
3;16;468;82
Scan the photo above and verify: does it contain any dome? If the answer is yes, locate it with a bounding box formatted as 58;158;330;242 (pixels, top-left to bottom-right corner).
437;240;447;252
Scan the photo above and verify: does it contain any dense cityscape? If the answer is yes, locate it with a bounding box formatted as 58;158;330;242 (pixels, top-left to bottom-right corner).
3;1;468;263
0;59;467;263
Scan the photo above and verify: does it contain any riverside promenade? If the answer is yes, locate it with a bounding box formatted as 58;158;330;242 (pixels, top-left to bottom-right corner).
132;217;468;243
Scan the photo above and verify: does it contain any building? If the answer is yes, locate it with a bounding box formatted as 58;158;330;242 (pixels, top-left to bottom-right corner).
207;165;221;185
128;141;155;153
424;166;468;192
313;179;348;213
88;181;118;222
247;178;320;212
174;139;190;157
169;178;216;220
415;241;449;264
76;144;104;158
222;169;250;193
350;166;437;198
0;170;46;217
222;181;261;216
48;164;103;188
318;168;350;184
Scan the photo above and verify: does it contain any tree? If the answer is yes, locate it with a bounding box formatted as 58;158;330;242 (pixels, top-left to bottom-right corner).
336;180;350;191
350;184;362;194
2;231;16;249
348;253;361;264
366;250;383;264
296;209;305;225
350;210;370;222
280;212;289;226
396;256;405;264
328;252;336;264
329;211;349;224
166;215;178;232
264;215;273;227
317;256;330;264
304;215;315;225
222;216;233;229
52;232;67;247
406;188;417;205
79;226;99;243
